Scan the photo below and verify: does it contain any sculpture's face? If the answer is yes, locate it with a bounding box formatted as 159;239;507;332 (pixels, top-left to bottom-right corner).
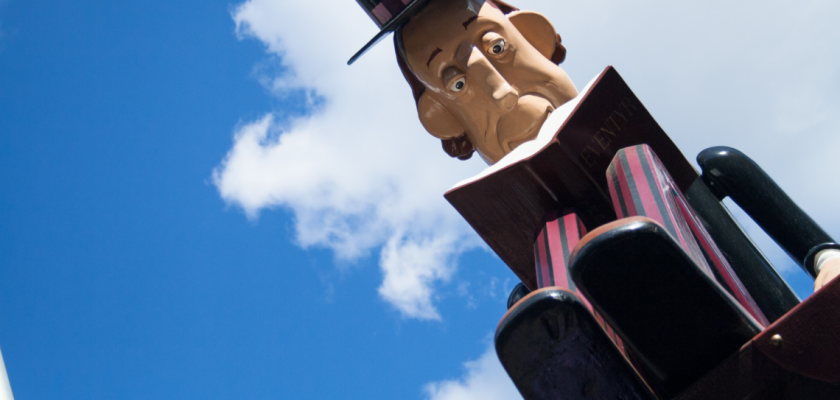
402;0;577;164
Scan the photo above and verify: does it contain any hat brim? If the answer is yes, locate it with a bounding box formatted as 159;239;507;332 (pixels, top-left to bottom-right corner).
347;0;432;65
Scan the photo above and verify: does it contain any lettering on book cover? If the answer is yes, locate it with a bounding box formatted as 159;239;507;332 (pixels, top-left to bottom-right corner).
579;97;639;168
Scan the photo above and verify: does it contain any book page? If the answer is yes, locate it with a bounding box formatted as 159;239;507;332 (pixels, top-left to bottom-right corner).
450;72;603;189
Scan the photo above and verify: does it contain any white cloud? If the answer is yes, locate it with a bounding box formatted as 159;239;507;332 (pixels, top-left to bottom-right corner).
0;347;12;400
214;0;486;319
378;235;458;320
522;0;840;236
424;345;522;400
215;0;840;318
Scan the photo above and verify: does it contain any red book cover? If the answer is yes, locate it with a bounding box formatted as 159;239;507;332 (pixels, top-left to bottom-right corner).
445;66;698;288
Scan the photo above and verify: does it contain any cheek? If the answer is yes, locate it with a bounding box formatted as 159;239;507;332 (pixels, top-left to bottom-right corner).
501;60;576;102
447;98;490;133
503;59;555;84
500;42;554;76
464;84;481;100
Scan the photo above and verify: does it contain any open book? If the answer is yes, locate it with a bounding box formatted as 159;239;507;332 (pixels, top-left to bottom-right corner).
445;66;698;289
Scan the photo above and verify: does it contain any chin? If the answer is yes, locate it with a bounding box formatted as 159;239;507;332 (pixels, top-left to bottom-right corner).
505;137;533;153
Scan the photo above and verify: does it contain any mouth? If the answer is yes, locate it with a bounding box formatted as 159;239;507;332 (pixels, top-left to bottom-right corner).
503;104;553;153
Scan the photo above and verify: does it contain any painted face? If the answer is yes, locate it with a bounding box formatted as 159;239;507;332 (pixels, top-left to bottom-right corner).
402;0;578;164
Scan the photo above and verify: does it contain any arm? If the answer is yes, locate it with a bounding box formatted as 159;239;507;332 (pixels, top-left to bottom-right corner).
814;249;840;291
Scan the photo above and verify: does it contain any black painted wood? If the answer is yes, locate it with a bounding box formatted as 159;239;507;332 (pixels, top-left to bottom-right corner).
684;178;800;323
697;147;836;277
496;289;654;400
569;219;763;398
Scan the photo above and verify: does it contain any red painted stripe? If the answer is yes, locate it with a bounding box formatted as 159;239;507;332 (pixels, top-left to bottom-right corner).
626;146;664;221
672;194;711;274
533;244;542;288
615;336;626;355
562;213;580;283
578;217;588;236
636;146;692;251
637;145;767;326
642;147;712;276
604;321;617;342
370;4;392;25
674;194;769;326
564;211;595;310
595;310;627;356
545;217;569;289
380;0;408;16
595;312;606;328
614;154;638;217
535;228;551;289
576;292;594;313
607;164;625;218
563;213;580;255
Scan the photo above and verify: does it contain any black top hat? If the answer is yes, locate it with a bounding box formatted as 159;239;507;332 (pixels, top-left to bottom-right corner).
348;0;431;65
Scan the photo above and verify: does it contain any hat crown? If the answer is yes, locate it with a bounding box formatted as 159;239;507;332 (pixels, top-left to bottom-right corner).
349;0;428;64
357;0;414;28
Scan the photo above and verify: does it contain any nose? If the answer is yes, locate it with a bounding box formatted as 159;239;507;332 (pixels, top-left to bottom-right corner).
458;45;519;111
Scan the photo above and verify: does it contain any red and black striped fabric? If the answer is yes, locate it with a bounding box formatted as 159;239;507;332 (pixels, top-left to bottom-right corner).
534;210;587;294
606;145;769;326
534;210;626;353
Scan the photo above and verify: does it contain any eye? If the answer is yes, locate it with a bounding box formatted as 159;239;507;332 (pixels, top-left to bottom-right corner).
449;76;466;92
489;39;505;55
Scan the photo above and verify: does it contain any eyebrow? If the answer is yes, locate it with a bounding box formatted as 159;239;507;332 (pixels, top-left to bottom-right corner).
426;48;443;67
462;16;478;29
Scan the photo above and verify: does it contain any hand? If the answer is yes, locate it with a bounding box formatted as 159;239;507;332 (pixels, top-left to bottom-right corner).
815;257;840;291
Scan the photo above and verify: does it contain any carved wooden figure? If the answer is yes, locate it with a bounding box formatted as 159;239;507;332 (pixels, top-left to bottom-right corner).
350;0;840;398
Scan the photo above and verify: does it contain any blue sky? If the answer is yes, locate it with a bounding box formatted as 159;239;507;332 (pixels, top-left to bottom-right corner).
1;0;838;399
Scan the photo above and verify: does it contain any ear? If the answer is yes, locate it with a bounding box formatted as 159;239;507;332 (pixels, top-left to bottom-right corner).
417;92;464;139
508;11;557;60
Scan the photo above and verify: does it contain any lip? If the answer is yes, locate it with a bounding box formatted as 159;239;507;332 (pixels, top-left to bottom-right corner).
503;105;553;152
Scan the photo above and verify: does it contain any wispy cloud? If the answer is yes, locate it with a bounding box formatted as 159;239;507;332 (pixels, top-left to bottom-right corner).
531;0;840;240
0;347;12;400
215;0;840;319
378;235;459;320
214;0;486;319
424;344;521;400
